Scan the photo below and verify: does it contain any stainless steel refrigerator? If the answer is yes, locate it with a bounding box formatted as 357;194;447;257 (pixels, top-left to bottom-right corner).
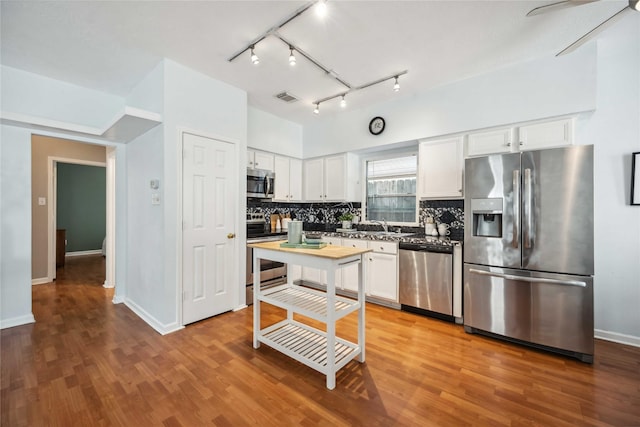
463;145;594;362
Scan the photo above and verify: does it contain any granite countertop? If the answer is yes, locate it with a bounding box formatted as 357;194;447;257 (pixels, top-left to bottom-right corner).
312;230;462;248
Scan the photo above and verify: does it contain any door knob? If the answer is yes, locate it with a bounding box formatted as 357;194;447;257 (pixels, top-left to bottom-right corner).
227;233;235;239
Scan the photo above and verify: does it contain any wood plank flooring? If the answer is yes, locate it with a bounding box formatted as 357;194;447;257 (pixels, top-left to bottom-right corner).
2;255;639;426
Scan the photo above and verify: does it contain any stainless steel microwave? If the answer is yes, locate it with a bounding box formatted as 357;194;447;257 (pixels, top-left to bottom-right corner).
247;168;274;199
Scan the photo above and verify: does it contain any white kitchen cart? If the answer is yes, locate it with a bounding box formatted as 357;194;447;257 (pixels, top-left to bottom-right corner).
248;240;371;390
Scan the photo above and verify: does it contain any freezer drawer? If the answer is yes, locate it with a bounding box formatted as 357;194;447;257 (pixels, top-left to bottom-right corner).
463;264;594;361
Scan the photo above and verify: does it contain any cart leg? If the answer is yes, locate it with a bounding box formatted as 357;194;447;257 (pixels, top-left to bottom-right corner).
253;254;260;349
326;265;336;389
357;257;365;362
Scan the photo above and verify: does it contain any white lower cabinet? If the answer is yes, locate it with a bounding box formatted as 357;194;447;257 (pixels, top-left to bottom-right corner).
365;241;398;302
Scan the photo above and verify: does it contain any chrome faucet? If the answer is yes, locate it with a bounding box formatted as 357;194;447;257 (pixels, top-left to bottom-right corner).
373;219;388;233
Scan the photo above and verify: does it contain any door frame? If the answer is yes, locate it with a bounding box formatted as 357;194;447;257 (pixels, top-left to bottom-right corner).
47;156;108;282
176;128;244;326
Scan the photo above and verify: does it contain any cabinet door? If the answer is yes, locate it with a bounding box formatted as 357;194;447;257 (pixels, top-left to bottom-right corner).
273;156;290;201
342;239;368;292
324;155;346;201
419;137;463;199
304;158;325;201
302;267;325;288
367;252;398;301
289;158;303;201
247;150;255;168
288;264;302;283
519;118;573;151
467;128;514;157
253;151;274;171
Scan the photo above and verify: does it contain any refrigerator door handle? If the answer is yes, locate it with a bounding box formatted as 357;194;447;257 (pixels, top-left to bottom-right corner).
512;170;520;248
468;268;587;287
523;168;532;249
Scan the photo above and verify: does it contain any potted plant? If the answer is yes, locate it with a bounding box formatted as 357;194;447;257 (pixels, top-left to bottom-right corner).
338;212;354;229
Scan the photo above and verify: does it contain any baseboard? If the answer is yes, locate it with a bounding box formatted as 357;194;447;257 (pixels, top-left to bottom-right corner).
595;329;640;348
124;298;184;335
233;304;248;311
32;277;51;285
112;294;125;304
66;250;102;257
1;313;36;329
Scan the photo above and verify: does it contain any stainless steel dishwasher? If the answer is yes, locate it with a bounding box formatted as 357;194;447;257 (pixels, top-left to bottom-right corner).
399;242;454;321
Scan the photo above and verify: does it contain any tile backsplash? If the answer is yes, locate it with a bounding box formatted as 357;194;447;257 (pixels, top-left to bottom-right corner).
248;199;464;238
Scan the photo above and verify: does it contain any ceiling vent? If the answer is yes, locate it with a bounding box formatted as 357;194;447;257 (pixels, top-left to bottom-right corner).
274;91;299;103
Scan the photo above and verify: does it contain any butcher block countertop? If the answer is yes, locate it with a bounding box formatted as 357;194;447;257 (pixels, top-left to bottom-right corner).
247;240;371;259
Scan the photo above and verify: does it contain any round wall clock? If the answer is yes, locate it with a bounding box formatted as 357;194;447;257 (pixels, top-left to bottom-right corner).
369;116;385;135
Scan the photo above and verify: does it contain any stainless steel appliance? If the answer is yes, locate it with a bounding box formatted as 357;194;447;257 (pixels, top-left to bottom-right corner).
399;242;454;321
247;168;274;199
463;145;594;362
246;212;286;305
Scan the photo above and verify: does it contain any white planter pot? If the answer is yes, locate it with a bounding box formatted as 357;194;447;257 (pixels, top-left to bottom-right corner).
341;220;352;229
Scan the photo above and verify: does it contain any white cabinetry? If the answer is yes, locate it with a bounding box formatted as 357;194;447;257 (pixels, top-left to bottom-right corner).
247;149;274;171
518;118;573;151
365;241;398;302
274;155;302;202
303;153;360;202
466;118;574;157
418;137;464;199
467;128;515;157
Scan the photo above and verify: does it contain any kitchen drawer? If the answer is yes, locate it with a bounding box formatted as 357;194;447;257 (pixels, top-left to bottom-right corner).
341;238;368;249
368;240;397;255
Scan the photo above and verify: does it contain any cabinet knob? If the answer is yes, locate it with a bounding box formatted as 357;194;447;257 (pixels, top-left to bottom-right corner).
227;233;235;239
519;141;524;146
506;142;511;147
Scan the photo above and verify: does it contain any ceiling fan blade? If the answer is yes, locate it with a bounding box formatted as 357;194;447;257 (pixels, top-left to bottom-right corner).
557;6;632;56
527;0;600;17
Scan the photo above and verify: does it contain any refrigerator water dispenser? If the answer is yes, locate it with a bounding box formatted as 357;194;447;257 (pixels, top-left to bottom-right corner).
471;198;503;237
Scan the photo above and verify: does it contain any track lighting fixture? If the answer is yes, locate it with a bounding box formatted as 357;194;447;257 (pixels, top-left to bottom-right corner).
288;46;296;66
313;103;320;114
340;95;347;108
315;0;328;18
393;76;400;92
250;46;259;65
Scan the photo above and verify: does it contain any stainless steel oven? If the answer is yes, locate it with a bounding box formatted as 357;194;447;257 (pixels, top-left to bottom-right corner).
246;212;287;305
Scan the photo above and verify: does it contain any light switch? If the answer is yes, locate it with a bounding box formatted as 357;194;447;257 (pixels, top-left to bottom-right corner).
151;193;161;205
38;197;46;206
150;179;160;190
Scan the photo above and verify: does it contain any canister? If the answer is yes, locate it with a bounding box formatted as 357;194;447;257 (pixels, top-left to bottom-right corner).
288;220;303;244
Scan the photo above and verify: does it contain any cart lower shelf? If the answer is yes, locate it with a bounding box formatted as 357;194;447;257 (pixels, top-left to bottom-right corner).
258;319;360;375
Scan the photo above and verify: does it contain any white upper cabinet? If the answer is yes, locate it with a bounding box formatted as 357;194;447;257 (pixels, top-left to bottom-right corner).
466;118;574;157
303;153;360;202
466;128;515;157
274;155;302;202
518;118;574;151
247;149;274;171
418;136;464;199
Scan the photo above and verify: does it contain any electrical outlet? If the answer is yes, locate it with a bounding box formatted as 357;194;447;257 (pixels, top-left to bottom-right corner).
151;193;160;205
38;197;46;206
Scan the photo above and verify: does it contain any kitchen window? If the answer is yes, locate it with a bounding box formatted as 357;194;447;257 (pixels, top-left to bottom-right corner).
364;154;417;224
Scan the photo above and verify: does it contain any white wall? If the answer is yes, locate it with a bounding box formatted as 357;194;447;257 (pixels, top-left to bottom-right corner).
303;46;597;158
120;59;248;333
579;17;640;344
0;125;35;328
1;65;124;129
248;107;303;158
301;20;640;345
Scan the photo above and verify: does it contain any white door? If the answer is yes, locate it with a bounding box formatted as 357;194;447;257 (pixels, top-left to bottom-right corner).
182;133;237;325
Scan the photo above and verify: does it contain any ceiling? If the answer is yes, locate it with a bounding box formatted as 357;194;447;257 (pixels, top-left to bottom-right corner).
0;0;633;125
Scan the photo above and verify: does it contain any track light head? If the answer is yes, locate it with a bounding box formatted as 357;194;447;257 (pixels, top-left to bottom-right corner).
631;0;640;11
340;95;347;108
250;46;259;65
313;103;320;114
289;47;296;66
315;0;328;18
393;76;400;92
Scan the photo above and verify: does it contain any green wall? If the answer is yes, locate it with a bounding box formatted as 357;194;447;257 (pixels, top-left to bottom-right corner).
56;163;106;253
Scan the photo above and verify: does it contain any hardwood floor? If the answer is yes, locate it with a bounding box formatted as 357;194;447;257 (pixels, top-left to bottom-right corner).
2;255;639;426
